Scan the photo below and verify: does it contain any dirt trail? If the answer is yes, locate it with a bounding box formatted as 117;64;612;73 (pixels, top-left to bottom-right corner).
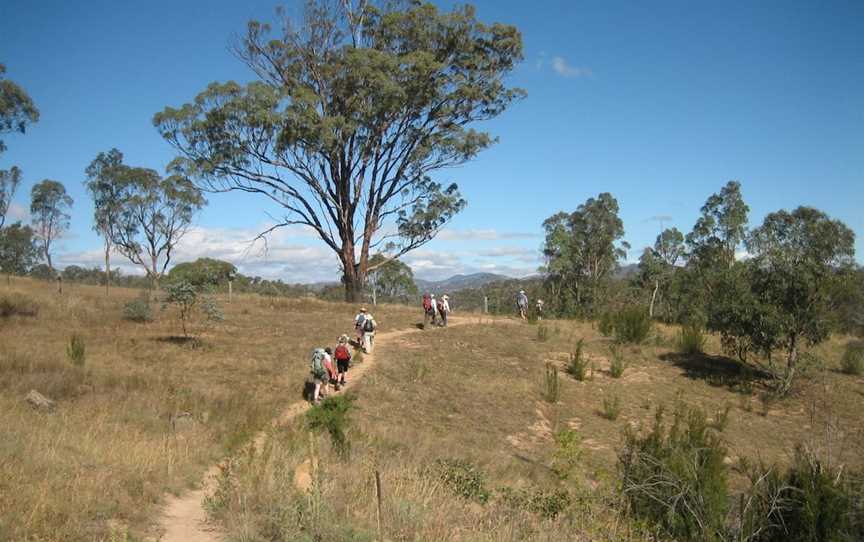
157;315;486;541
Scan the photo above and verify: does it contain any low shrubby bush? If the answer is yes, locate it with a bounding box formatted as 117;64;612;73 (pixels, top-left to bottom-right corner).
307;394;356;460
609;345;626;378
566;339;589;381
500;486;572;519
601;395;621;420
122;295;153;323
66;333;86;367
840;340;864;376
433;458;491;503
613;306;652;344
551;429;582;479
677;323;707;355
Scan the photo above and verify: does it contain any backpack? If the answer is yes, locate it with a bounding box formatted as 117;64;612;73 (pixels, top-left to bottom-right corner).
310;348;327;378
422;294;432;311
355;313;366;329
363;318;376;332
334;344;351;361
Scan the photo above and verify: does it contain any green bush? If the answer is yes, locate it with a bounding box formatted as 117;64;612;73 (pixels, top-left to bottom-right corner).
500;486;572;519
619;402;728;541
598;311;614;337
551;429;582;480
307;394;356;459
566;339;589;381
434;459;490;503
601;395;621;420
609;345;626;378
541;362;559;403
739;448;864;542
0;293;39;318
66;333;86;367
840;341;864;376
677;324;707;355
123;296;153;323
613;306;652;344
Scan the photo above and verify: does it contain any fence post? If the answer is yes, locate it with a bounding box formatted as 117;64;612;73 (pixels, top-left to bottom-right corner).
375;469;383;541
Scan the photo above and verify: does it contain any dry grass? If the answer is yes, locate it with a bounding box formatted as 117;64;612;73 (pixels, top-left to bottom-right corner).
0;277;417;540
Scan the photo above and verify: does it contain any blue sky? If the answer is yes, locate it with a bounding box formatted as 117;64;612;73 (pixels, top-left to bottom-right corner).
2;0;862;282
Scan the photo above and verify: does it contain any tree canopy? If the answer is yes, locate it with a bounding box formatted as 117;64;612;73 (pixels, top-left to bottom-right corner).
0;64;39;155
168;258;237;289
154;0;525;300
367;253;417;301
30;180;72;272
0;221;40;275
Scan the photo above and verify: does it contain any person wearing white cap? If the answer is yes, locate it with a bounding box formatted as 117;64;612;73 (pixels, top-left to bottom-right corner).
439;294;451;327
536;299;545;321
354;307;368;349
516;290;528;320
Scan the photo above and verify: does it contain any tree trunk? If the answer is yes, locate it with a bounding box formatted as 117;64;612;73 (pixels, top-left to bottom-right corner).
649;279;659;318
340;239;367;303
104;242;110;297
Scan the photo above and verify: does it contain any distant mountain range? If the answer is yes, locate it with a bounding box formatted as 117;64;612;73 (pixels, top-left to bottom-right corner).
415;272;516;292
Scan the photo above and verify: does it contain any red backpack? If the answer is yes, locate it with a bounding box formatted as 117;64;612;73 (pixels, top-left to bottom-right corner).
422;294;432;311
334;344;351;361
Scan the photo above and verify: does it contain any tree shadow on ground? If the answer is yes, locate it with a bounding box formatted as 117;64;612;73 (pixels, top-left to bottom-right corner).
659;351;768;393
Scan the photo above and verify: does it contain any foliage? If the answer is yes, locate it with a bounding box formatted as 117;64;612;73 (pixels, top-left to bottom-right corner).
601;395;622;420
155;0;525;300
0;221;40;274
609;345;626;378
499;486;572;519
840;340;864;376
123;295;153;323
0;292;39;318
30;179;72;271
551;429;582;479
0;63;40;155
0;166;22;229
168;258;236;289
162;281;223;337
619;402;729;542
566;338;589;380
598;310;614;336
541;192;630;314
433;458;491;504
635;227;685;319
612;306;652;344
541;362;559;403
677;324;707;355
367;254;417;302
307;394;356;460
686;180;749;269
66;333;86;367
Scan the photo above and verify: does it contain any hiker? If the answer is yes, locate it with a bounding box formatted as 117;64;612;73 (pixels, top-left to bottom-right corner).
517;290;529;320
362;312;377;353
439;294;451;327
422;293;435;328
536;299;545;321
323;347;339;392
429;294;439;326
334;335;352;386
309;347;328;404
354;307;368;349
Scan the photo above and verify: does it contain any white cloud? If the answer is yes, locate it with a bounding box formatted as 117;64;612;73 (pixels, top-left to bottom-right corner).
437;228;537;241
5;202;29;222
551;57;591;78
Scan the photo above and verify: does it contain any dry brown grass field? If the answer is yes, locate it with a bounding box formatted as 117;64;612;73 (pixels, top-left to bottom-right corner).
2;278;862;541
0;278;416;541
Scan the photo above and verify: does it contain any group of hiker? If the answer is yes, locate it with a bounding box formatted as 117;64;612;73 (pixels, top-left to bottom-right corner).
516;289;544;320
422;292;451;327
308;307;377;405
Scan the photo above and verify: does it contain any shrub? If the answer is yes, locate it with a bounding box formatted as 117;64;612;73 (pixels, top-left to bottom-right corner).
677;324;707;355
123;296;153;323
434;459;490;503
307;394;356;460
551;429;582;479
609;345;626;378
566;339;589;381
613;306;652;344
0;293;39;318
162;281;223;337
500;486;572;519
619;402;728;541
598;311;614;337
541;362;559;403
601;395;621;420
66;333;86;367
840;341;864;376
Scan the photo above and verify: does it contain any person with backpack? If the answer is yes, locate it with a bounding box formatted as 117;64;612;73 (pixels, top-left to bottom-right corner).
354;307;368;349
439;294;451;327
334;335;352;386
536;299;545;321
422;293;435;328
309;347;328;404
323;347;339;392
362;312;377;353
516;290;529;320
429;294;439;326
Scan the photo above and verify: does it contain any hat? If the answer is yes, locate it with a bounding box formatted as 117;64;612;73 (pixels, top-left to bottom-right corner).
442;295;449;300
519;290;525;294
360;307;367;312
338;334;349;344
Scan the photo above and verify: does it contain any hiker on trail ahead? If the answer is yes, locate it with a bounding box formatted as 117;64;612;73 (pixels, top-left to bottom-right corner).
362;312;377;354
354;307;368;349
439;294;451;327
430;294;440;326
422;293;436;328
536;299;545;321
310;348;328;404
517;290;529;320
323;347;339;391
334;335;352;387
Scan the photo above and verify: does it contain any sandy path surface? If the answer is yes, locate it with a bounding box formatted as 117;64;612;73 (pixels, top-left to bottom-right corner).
157;315;486;541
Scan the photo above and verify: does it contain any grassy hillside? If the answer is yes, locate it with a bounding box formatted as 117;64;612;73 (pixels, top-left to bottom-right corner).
0;278;417;540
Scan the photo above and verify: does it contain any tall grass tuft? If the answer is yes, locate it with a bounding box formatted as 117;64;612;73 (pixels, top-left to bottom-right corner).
609;345;626;378
541;362;560;403
676;324;707;355
840;341;864;376
0;292;39;318
601;395;622;420
66;333;86;367
536;323;550;342
566;339;589;381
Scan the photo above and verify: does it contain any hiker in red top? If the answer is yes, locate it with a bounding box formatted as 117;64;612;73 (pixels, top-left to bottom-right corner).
334;334;352;387
423;293;435;328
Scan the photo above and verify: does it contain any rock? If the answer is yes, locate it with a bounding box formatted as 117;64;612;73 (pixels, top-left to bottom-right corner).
25;389;55;411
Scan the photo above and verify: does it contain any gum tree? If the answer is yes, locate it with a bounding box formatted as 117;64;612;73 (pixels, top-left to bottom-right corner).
30;180;72;272
84;149;131;295
154;1;525;301
1;64;39;229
